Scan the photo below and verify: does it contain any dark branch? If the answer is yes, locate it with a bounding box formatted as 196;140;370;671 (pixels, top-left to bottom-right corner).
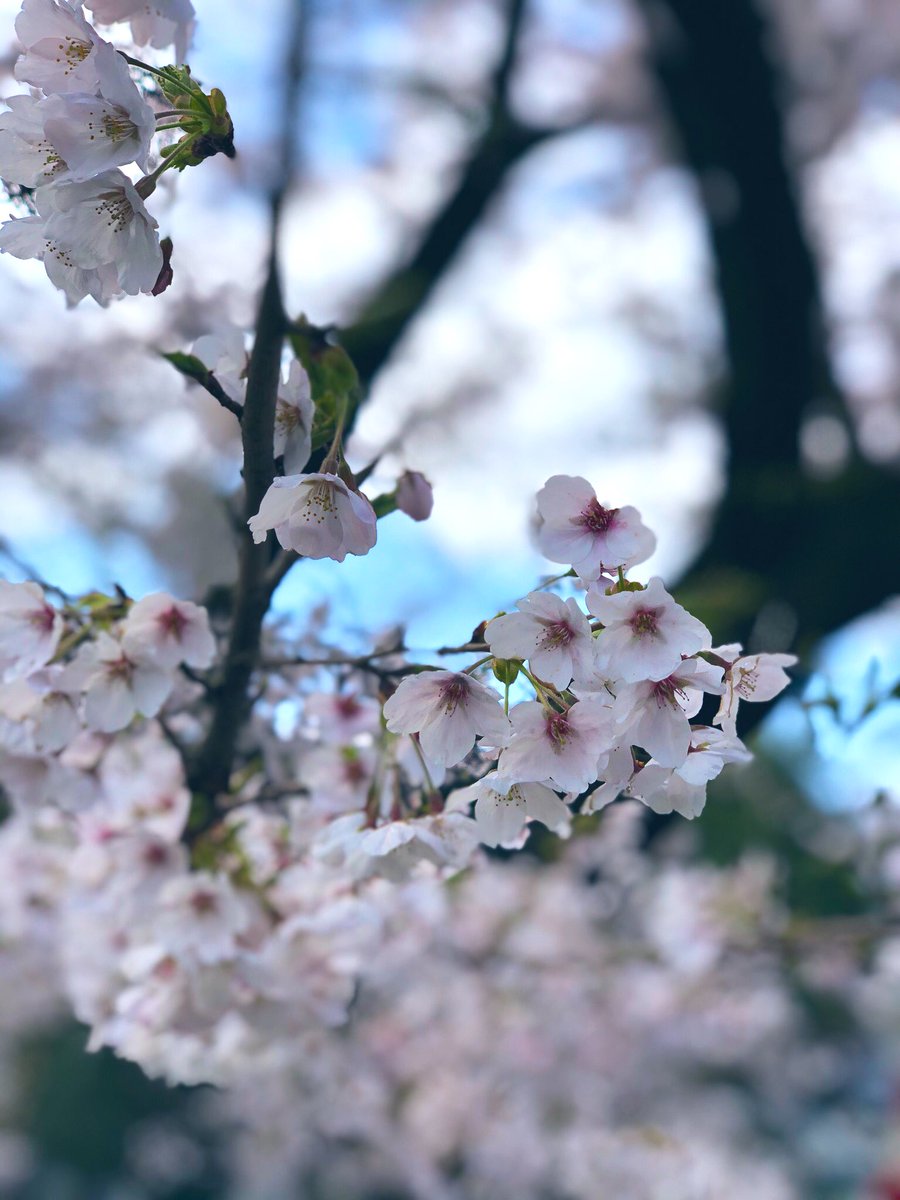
198;372;244;422
340;0;539;390
186;1;308;802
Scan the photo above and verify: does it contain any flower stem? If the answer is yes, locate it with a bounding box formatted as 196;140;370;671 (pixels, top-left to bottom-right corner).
410;733;439;798
462;655;492;676
118;51;171;81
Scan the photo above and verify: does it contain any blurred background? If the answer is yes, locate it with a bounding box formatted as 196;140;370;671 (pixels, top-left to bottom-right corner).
2;0;900;1196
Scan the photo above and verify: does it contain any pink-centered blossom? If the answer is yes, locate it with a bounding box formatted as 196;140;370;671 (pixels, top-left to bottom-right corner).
587;576;710;683
248;473;377;563
486;591;595;689
536;475;655;580
496;699;613;794
303;691;381;744
382;670;510;768
121;592;215;671
67;631;174;732
614;657;724;767
0;581;63;682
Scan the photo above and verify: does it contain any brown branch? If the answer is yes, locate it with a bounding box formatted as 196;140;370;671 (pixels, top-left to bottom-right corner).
340;0;540;391
186;2;307;802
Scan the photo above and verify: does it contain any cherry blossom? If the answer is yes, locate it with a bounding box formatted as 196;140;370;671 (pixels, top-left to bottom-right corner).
382;670;510;767
714;649;798;735
536;475;655;579
249;473;377;562
84;0;196;61
121;592;215;670
14;0;108;94
613;657;724;767
302;691;381;744
0;581;63;682
299;743;376;814
314;811;480;881
626;728;752;819
192;328;248;405
0;94;68;187
67;631;174;732
467;774;570;847
587;576;710;683
149;872;254;966
486;590;595;689
38;170;163;293
0;205;120;305
496;698;614;793
40;42;155;180
273;361;313;473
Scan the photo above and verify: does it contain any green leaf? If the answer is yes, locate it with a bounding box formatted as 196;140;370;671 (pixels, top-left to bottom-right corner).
371;493;398;519
289;318;361;452
161;351;213;386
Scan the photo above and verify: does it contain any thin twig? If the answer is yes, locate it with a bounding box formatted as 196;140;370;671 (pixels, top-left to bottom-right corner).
197;371;244;422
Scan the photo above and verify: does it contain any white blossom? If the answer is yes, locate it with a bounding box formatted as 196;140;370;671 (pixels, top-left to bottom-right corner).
15;0;108;94
40;42;155;180
248;473;377;563
274;361;314;474
626;728;752;819
0;204;120;305
38;170;163;294
84;0;195;61
467;774;570;847
0;94;68;187
303;691;381;744
614;657;724;768
192;328;248;405
68;631;174;732
714;650;797;736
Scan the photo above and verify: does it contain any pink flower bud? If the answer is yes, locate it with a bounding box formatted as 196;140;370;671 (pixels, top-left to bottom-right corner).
395;471;433;522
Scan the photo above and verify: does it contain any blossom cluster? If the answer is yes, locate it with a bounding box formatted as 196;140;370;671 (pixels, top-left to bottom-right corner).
386;475;795;841
0;0;199;304
0;476;795;1088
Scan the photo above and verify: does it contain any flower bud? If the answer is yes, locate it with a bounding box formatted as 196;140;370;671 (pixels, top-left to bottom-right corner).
492;657;521;686
395;471;434;522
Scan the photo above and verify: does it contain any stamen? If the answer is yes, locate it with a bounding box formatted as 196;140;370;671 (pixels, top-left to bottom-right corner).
629;608;659;637
438;675;470;715
537;619;574;650
578;498;618;534
546;711;571;748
